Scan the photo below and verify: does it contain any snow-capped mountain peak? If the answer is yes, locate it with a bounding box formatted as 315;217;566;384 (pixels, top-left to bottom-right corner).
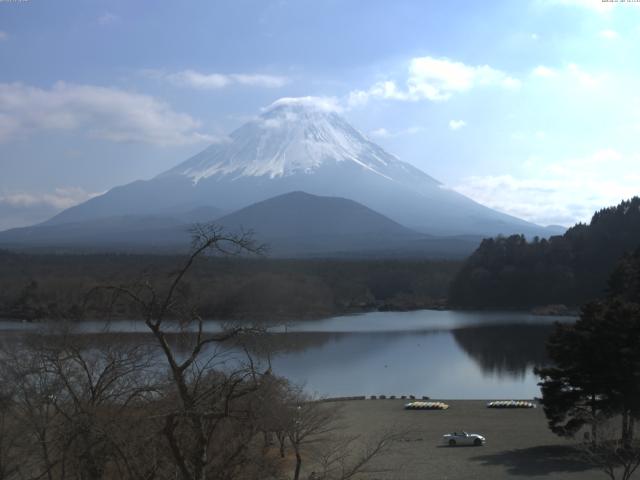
164;98;411;183
41;97;547;238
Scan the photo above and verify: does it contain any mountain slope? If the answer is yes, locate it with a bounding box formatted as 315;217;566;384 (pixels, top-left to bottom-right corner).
0;206;223;251
44;98;549;237
0;191;482;257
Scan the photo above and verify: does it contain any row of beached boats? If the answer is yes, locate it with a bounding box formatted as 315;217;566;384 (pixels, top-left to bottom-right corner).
486;400;536;409
404;401;449;410
404;400;537;410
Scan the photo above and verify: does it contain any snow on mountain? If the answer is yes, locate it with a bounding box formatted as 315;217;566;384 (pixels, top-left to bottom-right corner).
163;97;437;189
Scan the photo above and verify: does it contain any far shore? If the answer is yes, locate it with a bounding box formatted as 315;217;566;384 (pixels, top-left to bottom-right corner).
0;304;579;324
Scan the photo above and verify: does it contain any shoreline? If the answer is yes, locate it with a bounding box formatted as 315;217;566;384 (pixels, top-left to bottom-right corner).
0;305;579;324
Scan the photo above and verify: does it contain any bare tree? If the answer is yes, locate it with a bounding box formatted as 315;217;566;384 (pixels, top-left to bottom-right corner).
578;419;640;480
1;328;163;480
310;430;403;480
90;224;271;480
1;339;65;480
284;392;342;480
0;224;405;480
0;386;21;480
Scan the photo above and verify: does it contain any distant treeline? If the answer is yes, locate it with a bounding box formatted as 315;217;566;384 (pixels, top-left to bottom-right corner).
449;197;640;309
0;251;461;321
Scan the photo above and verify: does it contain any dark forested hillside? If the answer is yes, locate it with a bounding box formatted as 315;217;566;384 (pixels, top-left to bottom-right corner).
0;251;460;321
449;197;640;309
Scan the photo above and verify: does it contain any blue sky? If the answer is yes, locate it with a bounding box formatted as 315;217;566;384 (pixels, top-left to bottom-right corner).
1;0;639;229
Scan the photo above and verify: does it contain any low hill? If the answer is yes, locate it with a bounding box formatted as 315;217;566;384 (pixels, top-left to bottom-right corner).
215;191;424;256
449;197;640;309
217;191;419;239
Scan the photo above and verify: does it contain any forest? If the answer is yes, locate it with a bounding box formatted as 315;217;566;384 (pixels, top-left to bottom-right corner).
449;197;640;309
4;196;640;320
0;249;460;322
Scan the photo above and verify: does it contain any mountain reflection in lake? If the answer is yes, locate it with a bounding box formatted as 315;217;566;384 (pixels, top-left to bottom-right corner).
0;310;571;399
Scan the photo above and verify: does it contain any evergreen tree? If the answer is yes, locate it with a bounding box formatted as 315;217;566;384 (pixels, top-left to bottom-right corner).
450;197;640;309
536;249;640;447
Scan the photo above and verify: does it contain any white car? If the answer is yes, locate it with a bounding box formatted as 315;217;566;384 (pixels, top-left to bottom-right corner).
442;431;486;446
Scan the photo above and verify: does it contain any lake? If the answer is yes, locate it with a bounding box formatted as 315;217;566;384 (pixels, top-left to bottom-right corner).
265;310;572;399
0;310;572;399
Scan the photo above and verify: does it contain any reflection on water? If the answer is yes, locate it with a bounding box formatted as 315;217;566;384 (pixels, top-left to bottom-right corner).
0;310;572;399
267;329;547;399
273;309;567;333
452;324;554;379
256;311;569;399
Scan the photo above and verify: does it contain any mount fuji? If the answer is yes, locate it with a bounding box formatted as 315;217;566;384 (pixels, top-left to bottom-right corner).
0;97;561;254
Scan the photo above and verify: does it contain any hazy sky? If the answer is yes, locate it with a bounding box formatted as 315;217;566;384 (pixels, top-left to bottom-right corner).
1;0;639;230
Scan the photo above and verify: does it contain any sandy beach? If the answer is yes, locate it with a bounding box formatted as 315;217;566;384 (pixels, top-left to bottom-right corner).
328;399;604;480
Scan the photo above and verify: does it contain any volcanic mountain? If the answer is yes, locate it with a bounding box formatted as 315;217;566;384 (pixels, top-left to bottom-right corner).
7;98;558;246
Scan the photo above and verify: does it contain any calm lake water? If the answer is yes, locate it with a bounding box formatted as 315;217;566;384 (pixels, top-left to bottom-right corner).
0;310;572;399
266;310;572;399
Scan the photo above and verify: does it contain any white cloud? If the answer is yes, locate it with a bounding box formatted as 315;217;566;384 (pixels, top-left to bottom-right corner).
532;65;557;78
164;69;289;89
408;56;521;100
531;33;539;40
232;73;289;88
449;120;466;130
0;187;101;230
405;126;424;135
451;149;639;226
369;126;424;138
369;128;390;138
0;187;99;210
259;110;302;130
567;63;601;87
168;71;230;89
347;80;409;107
0;82;216;146
98;12;118;25
0;31;7;41
599;29;620;39
261;117;286;129
348;56;520;106
265;96;343;113
531;63;602;88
